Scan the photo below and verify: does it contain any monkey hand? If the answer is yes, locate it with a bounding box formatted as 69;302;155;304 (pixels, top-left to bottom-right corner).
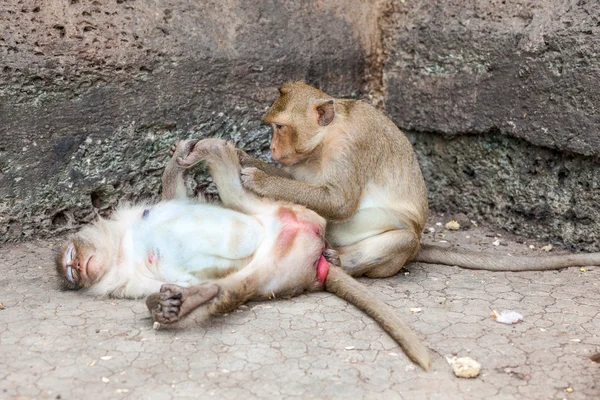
238;150;257;169
146;283;219;324
241;167;269;194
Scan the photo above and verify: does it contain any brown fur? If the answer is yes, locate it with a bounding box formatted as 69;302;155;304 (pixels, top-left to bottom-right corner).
242;81;427;278
241;81;600;274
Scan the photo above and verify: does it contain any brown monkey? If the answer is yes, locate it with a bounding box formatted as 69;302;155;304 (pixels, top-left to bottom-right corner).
239;81;600;274
56;139;430;370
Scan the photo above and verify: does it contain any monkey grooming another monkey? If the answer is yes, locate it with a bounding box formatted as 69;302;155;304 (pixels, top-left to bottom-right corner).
55;139;430;370
239;81;600;274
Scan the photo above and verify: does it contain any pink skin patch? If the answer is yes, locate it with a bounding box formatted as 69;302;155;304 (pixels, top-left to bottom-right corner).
275;207;328;282
316;254;329;283
277;208;323;237
275;208;324;258
148;252;156;264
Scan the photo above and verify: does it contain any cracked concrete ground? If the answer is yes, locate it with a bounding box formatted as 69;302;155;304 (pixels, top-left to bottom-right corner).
1;214;599;399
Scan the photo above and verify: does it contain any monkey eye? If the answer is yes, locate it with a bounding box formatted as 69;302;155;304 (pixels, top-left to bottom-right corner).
272;122;284;130
66;266;77;283
64;245;79;284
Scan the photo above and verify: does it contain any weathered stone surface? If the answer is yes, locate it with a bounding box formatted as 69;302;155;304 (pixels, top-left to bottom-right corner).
384;0;600;249
384;0;600;156
410;132;600;252
0;0;380;242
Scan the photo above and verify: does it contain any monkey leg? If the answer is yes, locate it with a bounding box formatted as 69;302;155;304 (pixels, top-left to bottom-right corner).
146;283;219;324
338;229;419;278
161;139;206;202
179;139;274;215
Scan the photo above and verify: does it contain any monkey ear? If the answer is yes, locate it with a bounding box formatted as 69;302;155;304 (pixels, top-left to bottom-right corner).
315;99;334;126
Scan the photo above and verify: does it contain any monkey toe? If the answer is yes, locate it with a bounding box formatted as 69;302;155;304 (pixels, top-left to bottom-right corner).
145;292;164;313
149;296;184;324
152;309;180;324
168;144;178;158
159;284;184;296
323;248;341;267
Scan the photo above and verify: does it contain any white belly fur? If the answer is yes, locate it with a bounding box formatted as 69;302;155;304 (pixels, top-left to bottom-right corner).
326;186;418;247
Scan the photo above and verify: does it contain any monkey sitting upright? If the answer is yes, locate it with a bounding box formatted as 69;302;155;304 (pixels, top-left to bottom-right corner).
55;139;430;370
238;81;600;275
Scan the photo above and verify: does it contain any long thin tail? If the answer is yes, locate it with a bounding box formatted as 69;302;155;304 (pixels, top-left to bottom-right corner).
324;266;431;370
415;244;600;271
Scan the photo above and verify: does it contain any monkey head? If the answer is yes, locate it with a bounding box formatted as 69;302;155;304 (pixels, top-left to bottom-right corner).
55;221;115;290
262;81;335;166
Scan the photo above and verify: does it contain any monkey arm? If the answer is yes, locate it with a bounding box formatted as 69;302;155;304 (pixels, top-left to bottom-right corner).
161;140;204;201
236;149;293;179
241;168;359;221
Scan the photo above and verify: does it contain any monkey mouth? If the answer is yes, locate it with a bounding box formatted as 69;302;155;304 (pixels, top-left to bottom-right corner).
277;154;299;166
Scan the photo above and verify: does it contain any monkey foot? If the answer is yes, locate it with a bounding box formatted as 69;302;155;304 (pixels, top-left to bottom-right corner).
323;248;341;267
177;138;229;168
146;283;219;324
168;139;200;163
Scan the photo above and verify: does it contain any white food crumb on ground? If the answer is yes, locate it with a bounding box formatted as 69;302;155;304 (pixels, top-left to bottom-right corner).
446;356;481;378
541;244;553;252
153;321;161;330
492;310;523;324
445;220;460;230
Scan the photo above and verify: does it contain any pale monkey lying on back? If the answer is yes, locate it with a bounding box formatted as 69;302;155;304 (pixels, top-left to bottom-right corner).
56;139;431;370
239;81;600;274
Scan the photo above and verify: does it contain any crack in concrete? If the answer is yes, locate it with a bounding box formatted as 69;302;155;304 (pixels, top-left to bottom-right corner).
1;215;599;399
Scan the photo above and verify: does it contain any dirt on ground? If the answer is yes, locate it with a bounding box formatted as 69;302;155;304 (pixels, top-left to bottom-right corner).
0;213;598;399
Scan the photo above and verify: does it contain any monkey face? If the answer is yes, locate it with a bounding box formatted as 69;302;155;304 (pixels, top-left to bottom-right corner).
56;235;108;290
263;82;335;166
269;122;303;165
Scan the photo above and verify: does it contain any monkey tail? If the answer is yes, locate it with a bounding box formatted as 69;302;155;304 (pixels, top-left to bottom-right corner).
415;244;600;271
324;266;431;371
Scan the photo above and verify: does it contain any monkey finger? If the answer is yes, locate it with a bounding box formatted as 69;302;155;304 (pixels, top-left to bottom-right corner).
240;167;255;180
240;167;263;190
163;298;182;307
160;284;184;296
165;307;181;316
